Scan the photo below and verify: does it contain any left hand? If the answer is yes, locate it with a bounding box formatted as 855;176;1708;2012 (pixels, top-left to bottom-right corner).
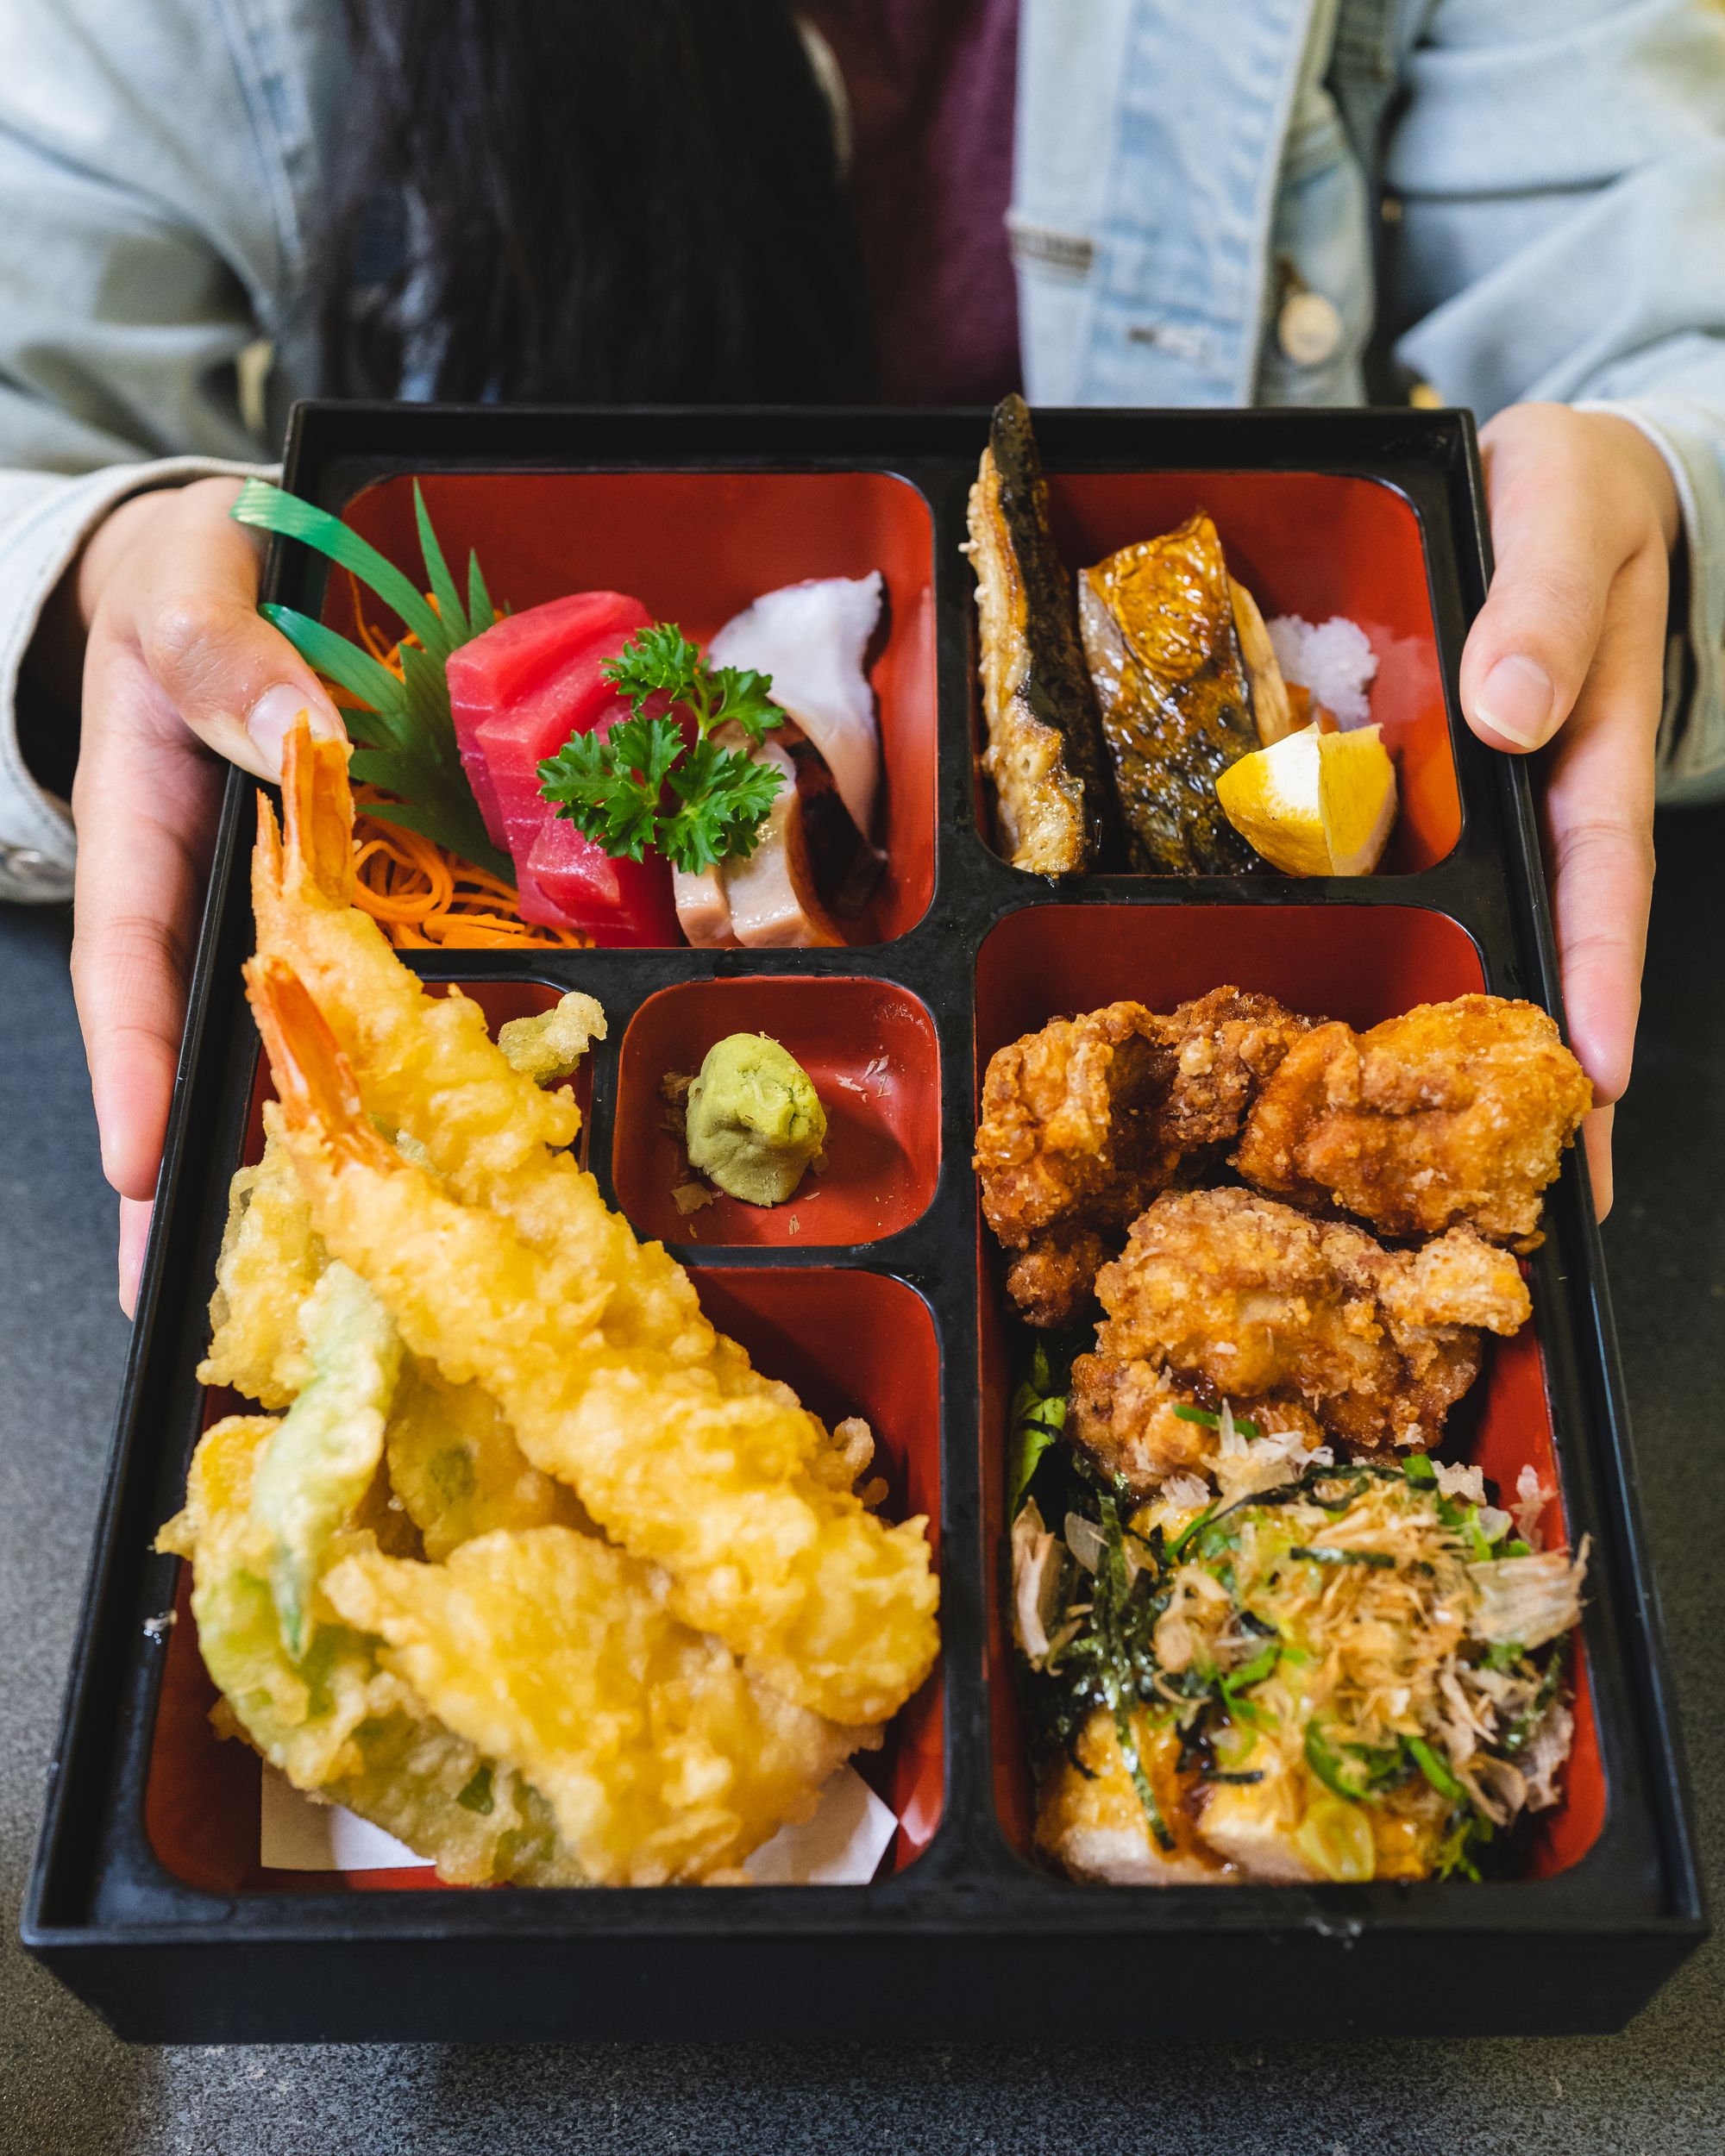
1460;402;1680;1221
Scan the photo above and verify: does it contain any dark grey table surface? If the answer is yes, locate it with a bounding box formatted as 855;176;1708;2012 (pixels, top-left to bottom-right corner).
4;812;1722;2156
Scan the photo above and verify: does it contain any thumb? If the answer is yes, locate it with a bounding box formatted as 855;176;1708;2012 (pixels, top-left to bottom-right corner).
1461;406;1620;755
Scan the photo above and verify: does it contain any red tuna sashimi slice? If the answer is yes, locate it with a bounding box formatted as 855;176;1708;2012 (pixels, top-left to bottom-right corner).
518;816;681;945
446;590;650;851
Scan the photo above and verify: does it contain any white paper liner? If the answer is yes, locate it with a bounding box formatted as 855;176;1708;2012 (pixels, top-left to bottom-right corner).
259;1760;898;1885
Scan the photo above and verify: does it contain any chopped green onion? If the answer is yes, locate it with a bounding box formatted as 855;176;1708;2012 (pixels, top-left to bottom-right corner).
1170;1503;1220;1563
1403;1733;1465;1802
1172;1401;1261;1440
1289;1545;1396;1570
1403;1453;1438;1485
1304;1723;1369;1803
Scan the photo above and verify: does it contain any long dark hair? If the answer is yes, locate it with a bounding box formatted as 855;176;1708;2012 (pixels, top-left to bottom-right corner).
321;0;871;404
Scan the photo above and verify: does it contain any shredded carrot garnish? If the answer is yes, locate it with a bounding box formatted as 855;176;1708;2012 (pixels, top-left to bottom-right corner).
318;592;588;951
351;789;588;950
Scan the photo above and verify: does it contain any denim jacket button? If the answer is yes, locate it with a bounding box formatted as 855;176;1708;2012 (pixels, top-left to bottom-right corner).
1277;290;1344;367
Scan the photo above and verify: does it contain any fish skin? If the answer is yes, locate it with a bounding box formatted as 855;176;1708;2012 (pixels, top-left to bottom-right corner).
971;394;1116;875
1079;512;1262;874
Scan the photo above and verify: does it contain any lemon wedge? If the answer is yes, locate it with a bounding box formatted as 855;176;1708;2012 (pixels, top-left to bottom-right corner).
1215;722;1398;877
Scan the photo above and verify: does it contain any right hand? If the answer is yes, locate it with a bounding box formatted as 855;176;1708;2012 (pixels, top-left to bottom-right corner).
60;476;346;1314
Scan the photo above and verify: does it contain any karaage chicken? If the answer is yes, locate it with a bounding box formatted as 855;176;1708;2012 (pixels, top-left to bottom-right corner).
975;987;1309;1325
1234;994;1591;1247
1074;1187;1531;1457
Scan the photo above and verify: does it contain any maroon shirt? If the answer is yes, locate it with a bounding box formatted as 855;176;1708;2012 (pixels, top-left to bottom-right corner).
805;0;1022;404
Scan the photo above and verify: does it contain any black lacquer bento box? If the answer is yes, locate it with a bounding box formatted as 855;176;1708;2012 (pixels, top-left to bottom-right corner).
24;404;1706;2044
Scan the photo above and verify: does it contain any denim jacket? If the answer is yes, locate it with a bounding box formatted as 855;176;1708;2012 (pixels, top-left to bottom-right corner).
3;0;1723;900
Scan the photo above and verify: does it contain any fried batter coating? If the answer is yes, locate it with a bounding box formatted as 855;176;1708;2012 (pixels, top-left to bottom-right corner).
975;987;1309;1325
1157;987;1314;1149
203;1109;575;1566
248;955;939;1728
386;1358;588;1564
1068;1355;1324;1497
1234;994;1591;1247
255;730;716;1368
497;991;607;1087
1087;1188;1530;1452
198;1126;323;1408
159;1411;584;1884
323;1527;864;1887
975;1000;1174;1246
1003;1228;1116;1331
249;1261;401;1657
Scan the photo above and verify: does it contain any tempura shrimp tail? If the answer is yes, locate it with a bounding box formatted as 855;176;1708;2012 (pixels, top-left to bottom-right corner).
278;717;358;909
254;723;585;1191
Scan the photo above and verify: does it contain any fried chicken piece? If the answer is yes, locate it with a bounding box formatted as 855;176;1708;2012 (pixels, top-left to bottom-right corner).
1086;1188;1530;1454
975;1000;1176;1323
975;988;1310;1325
1069;1353;1325;1496
1004;1228;1116;1331
1158;987;1314;1149
1234;994;1591;1248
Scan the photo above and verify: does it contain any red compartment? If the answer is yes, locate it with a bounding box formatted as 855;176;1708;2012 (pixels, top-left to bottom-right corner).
146;1232;944;1886
325;471;938;943
975;904;1602;1879
977;471;1459;875
614;977;941;1247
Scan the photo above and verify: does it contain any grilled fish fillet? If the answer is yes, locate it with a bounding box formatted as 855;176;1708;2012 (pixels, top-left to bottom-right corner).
1078;512;1261;873
969;394;1114;875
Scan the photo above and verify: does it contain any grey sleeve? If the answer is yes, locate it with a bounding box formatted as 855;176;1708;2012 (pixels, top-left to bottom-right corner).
1383;0;1725;803
0;0;336;894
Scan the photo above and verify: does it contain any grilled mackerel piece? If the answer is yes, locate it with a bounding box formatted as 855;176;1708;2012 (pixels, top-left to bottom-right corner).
969;395;1115;875
1079;512;1261;874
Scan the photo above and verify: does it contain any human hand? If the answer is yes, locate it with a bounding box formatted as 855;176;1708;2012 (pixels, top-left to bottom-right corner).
56;476;346;1313
1460;403;1679;1222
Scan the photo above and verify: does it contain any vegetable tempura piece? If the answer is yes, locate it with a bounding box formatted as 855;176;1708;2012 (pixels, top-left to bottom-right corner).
323;1526;866;1887
249;1262;402;1657
969;393;1115;875
496;990;607;1087
385;1358;588;1563
198;1125;323;1409
158;1411;583;1884
247;956;939;1727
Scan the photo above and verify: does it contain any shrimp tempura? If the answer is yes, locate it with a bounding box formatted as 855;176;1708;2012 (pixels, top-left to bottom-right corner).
247;954;939;1730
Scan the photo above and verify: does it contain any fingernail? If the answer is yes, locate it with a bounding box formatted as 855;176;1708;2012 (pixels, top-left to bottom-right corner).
247;685;337;778
1476;655;1556;749
117;1195;152;1319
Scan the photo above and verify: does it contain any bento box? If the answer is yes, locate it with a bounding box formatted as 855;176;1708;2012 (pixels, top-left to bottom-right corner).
23;403;1704;2044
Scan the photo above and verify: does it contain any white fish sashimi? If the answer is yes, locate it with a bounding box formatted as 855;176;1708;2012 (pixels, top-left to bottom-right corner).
672;864;737;947
709;573;884;839
720;737;843;949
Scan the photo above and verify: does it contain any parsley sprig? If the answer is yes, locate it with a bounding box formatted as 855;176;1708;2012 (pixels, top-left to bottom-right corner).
537;624;787;875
